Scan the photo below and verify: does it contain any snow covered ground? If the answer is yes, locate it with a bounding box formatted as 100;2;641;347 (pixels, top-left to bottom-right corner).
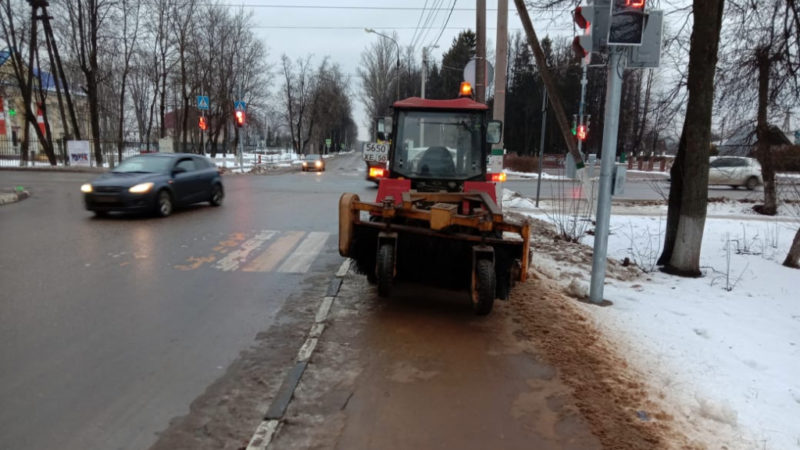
505;189;800;449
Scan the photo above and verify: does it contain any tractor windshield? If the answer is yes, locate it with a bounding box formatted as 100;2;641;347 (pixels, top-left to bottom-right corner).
392;110;484;180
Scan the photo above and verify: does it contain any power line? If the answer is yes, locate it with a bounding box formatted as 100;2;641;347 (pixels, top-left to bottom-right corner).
220;3;501;11
409;0;430;49
429;0;458;49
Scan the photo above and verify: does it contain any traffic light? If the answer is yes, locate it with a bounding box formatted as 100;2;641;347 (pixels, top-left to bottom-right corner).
609;0;646;46
234;110;245;128
572;5;596;61
198;116;207;131
577;124;587;141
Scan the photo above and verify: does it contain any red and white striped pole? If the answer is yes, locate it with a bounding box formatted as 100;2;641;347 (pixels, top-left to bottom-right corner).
0;97;7;136
36;103;46;136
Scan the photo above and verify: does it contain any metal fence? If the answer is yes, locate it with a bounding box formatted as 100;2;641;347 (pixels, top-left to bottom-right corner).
0;138;261;168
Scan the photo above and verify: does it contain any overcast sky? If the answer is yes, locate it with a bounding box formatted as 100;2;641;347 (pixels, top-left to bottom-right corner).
221;1;577;142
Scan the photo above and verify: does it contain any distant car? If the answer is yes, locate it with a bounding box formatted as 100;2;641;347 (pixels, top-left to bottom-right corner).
301;154;325;172
708;156;762;190
81;153;224;217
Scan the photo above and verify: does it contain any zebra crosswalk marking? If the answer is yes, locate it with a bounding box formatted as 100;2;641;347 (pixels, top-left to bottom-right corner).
242;231;306;273
277;232;329;273
213;230;277;272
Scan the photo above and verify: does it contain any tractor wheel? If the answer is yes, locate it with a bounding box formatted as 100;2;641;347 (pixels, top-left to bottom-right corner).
376;243;394;297
472;259;496;315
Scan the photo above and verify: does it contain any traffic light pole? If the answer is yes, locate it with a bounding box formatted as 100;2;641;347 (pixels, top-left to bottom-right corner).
589;47;625;304
577;62;588;157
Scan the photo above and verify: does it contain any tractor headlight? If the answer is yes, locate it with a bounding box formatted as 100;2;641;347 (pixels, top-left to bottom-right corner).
80;183;93;193
129;182;154;194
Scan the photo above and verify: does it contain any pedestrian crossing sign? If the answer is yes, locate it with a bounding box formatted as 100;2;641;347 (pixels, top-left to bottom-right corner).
197;95;210;110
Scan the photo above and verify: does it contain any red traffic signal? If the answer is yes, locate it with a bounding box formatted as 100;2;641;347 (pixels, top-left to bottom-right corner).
577;124;588;141
198;116;207;131
234;110;245;127
573;6;590;29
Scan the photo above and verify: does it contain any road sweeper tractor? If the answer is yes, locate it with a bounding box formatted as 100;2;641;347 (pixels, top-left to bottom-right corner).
339;82;531;315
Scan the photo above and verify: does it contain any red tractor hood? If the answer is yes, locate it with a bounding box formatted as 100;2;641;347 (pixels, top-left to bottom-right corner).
392;97;489;111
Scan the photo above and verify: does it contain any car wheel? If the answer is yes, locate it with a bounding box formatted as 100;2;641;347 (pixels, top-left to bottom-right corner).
93;211;109;218
745;176;758;190
156;190;173;217
209;184;224;206
730;185;738;190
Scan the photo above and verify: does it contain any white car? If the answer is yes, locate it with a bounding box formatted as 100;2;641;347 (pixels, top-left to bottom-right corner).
708;156;762;190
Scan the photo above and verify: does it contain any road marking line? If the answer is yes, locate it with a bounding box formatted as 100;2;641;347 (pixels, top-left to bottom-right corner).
315;296;334;323
242;231;306;273
336;258;352;277
309;323;325;338
246;419;280;450
214;230;277;272
296;338;318;362
276;232;329;273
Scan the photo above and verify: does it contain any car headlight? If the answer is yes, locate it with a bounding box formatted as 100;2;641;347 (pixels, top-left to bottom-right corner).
302;161;308;166
129;182;154;194
315;160;322;167
80;183;93;193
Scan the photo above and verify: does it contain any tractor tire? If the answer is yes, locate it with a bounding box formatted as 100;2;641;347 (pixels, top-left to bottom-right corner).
376;243;394;297
472;259;496;315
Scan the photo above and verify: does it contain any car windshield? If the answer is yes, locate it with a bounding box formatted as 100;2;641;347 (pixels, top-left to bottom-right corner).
391;110;483;180
306;154;321;160
113;156;173;173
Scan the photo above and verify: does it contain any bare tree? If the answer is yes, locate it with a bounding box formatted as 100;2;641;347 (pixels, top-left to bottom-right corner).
357;35;397;133
62;0;116;165
658;0;725;276
281;55;319;153
718;0;800;215
114;0;141;160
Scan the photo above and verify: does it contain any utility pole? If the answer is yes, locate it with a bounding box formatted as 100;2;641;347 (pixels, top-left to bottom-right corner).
492;0;508;142
589;48;626;304
476;0;486;103
535;88;548;207
421;47;427;99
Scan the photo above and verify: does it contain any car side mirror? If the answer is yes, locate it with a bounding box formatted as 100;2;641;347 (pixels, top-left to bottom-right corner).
486;120;502;145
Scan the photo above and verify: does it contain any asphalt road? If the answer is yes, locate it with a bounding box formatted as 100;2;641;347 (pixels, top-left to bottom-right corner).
0;155;770;449
0;155;373;450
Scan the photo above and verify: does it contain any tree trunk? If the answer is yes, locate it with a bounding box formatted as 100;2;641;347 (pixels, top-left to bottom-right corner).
659;0;724;276
754;49;777;215
784;227;800;268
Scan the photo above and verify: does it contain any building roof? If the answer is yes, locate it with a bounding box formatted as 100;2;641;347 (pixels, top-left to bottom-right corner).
719;124;792;156
392;97;489;111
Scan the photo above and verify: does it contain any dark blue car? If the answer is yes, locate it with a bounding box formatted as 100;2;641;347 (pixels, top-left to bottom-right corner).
81;153;224;217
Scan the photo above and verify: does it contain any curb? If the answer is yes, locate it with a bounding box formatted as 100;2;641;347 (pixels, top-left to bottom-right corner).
244;259;351;450
0;189;31;206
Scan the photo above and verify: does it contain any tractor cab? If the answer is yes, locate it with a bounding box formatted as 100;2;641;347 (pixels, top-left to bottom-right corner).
378;84;502;192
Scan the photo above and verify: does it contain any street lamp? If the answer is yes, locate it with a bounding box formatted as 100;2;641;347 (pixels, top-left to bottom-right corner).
365;28;400;102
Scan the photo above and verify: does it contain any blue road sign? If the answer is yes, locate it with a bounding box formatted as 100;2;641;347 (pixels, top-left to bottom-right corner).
197;95;210;110
234;100;246;111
